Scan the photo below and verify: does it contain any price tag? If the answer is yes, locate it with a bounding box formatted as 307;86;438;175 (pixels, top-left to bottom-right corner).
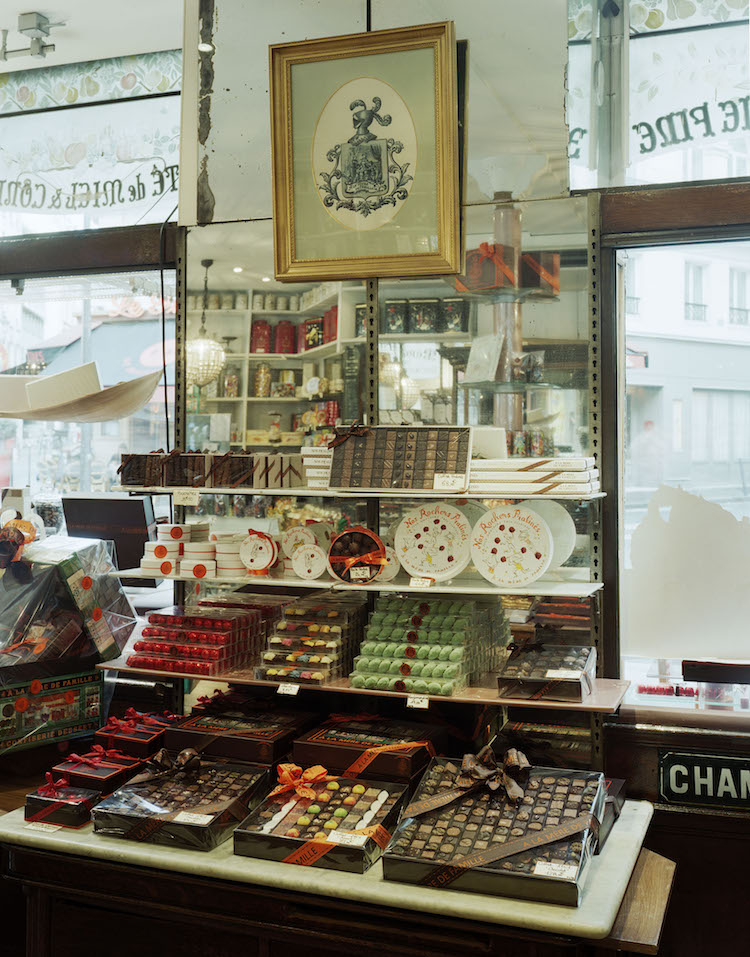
326;830;368;847
25;822;62;832
173;488;201;507
433;472;467;491
409;577;433;589
349;567;371;582
174;811;213;826
533;861;578;880
406;694;430;710
277;682;300;696
545;669;582;680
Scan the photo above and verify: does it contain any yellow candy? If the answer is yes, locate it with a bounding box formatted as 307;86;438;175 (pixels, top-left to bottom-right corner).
297;816;311;826
324;819;339;829
326;781;340;791
352;784;366;794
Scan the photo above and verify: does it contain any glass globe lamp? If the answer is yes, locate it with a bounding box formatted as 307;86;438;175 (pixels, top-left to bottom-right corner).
186;257;226;387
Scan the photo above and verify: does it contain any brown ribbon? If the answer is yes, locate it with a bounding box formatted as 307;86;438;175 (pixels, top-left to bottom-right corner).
327;421;370;450
404;746;530;819
419;813;595;888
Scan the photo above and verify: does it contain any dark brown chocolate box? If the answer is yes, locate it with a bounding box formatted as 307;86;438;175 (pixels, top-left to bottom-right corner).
383;758;605;906
25;783;100;828
51;752;143;795
94;722;166;758
596;778;626;853
293;718;445;782
93;757;270;851
164;710;318;764
234;775;407;874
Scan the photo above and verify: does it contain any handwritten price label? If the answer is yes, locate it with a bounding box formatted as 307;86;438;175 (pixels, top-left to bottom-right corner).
173;488;201;507
433;473;467;491
174;811;213;826
277;683;300;696
327;831;368;847
349;567;372;582
545;669;582;680
406;694;430;710
409;577;433;589
534;861;578;880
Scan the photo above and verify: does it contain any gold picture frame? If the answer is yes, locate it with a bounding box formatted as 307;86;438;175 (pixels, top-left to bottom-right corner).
269;21;460;282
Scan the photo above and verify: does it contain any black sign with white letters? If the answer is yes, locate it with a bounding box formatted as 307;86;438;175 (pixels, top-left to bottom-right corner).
659;750;750;812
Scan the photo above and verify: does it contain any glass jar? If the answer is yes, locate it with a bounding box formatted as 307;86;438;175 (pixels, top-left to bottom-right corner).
253;363;272;397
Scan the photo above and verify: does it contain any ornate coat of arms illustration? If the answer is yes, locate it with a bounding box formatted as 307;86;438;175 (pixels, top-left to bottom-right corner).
318;96;413;218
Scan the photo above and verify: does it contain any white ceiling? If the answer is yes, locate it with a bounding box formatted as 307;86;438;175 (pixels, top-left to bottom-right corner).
0;1;183;73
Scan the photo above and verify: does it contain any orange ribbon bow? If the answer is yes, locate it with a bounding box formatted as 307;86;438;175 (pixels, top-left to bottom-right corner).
269;763;333;801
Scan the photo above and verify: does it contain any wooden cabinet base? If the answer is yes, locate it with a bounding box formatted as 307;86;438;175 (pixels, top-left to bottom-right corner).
3;844;673;957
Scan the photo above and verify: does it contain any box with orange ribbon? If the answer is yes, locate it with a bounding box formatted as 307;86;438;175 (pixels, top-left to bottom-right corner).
234;763;407;874
453;242;516;295
293;717;446;783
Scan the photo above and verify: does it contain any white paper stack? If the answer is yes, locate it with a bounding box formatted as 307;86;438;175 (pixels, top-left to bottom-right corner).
468;457;600;496
301;446;332;489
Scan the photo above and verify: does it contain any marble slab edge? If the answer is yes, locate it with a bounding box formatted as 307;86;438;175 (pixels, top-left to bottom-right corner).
0;801;653;939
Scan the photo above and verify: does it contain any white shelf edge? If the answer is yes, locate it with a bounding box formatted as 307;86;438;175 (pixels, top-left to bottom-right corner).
114;485;606;502
109;568;602;597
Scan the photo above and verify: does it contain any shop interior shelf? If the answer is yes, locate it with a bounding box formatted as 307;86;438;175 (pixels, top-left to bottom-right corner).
115;485;606;502
245;394;342;403
246;341;340;361
95;659;629;714
109;567;603;597
459;380;564;393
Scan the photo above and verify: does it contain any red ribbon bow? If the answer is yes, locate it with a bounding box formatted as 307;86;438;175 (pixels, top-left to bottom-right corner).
101;716;137;734
66;753;104;769
124;707;175;728
88;744;128;762
269;763;333;801
38;772;70;797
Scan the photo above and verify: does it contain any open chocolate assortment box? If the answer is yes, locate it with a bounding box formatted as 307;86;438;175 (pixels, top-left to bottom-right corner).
234;773;407;873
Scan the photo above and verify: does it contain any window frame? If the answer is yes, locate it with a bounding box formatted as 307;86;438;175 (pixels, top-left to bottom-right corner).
597;179;750;706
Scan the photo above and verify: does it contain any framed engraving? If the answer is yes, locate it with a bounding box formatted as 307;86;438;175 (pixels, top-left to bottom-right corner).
269;21;460;281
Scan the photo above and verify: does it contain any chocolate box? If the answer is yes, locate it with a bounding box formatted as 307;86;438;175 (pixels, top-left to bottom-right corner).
25;781;100;828
293;718;445;782
382;299;407;334
496;645;597;702
383;758;605;906
234;773;407;874
95;719;169;758
164;710;318;764
453;243;516;295
52;750;143;794
93;753;270;851
597;778;626;853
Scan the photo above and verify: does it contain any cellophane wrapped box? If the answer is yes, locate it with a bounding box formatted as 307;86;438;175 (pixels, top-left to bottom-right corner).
383;755;605;906
93;749;270;851
164;709;318;764
25;776;100;827
496;645;597;702
234;769;407;873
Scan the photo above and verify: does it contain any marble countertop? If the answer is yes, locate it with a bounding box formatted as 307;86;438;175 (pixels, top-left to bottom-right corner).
0;800;653;940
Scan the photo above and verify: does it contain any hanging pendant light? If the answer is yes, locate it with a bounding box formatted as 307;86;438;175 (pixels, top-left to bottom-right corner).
186;258;226;388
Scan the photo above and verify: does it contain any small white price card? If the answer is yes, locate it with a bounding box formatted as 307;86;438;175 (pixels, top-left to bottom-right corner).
409;577;433;589
327;831;368;847
277;682;300;696
533;861;578;880
174;811;213;826
433;472;467;491
349;566;371;581
545;669;582;680
25;822;62;832
173;488;201;507
406;694;430;709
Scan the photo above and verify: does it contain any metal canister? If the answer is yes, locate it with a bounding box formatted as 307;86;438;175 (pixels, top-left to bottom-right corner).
276;295;289;311
235;293;249;310
289;294;300;311
279;369;296;386
252;293;265;310
264;294;277;311
253;363;272;397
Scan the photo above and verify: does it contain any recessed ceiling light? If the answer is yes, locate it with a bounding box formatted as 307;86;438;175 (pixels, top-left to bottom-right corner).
261;276;271;282
233;267;243;273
